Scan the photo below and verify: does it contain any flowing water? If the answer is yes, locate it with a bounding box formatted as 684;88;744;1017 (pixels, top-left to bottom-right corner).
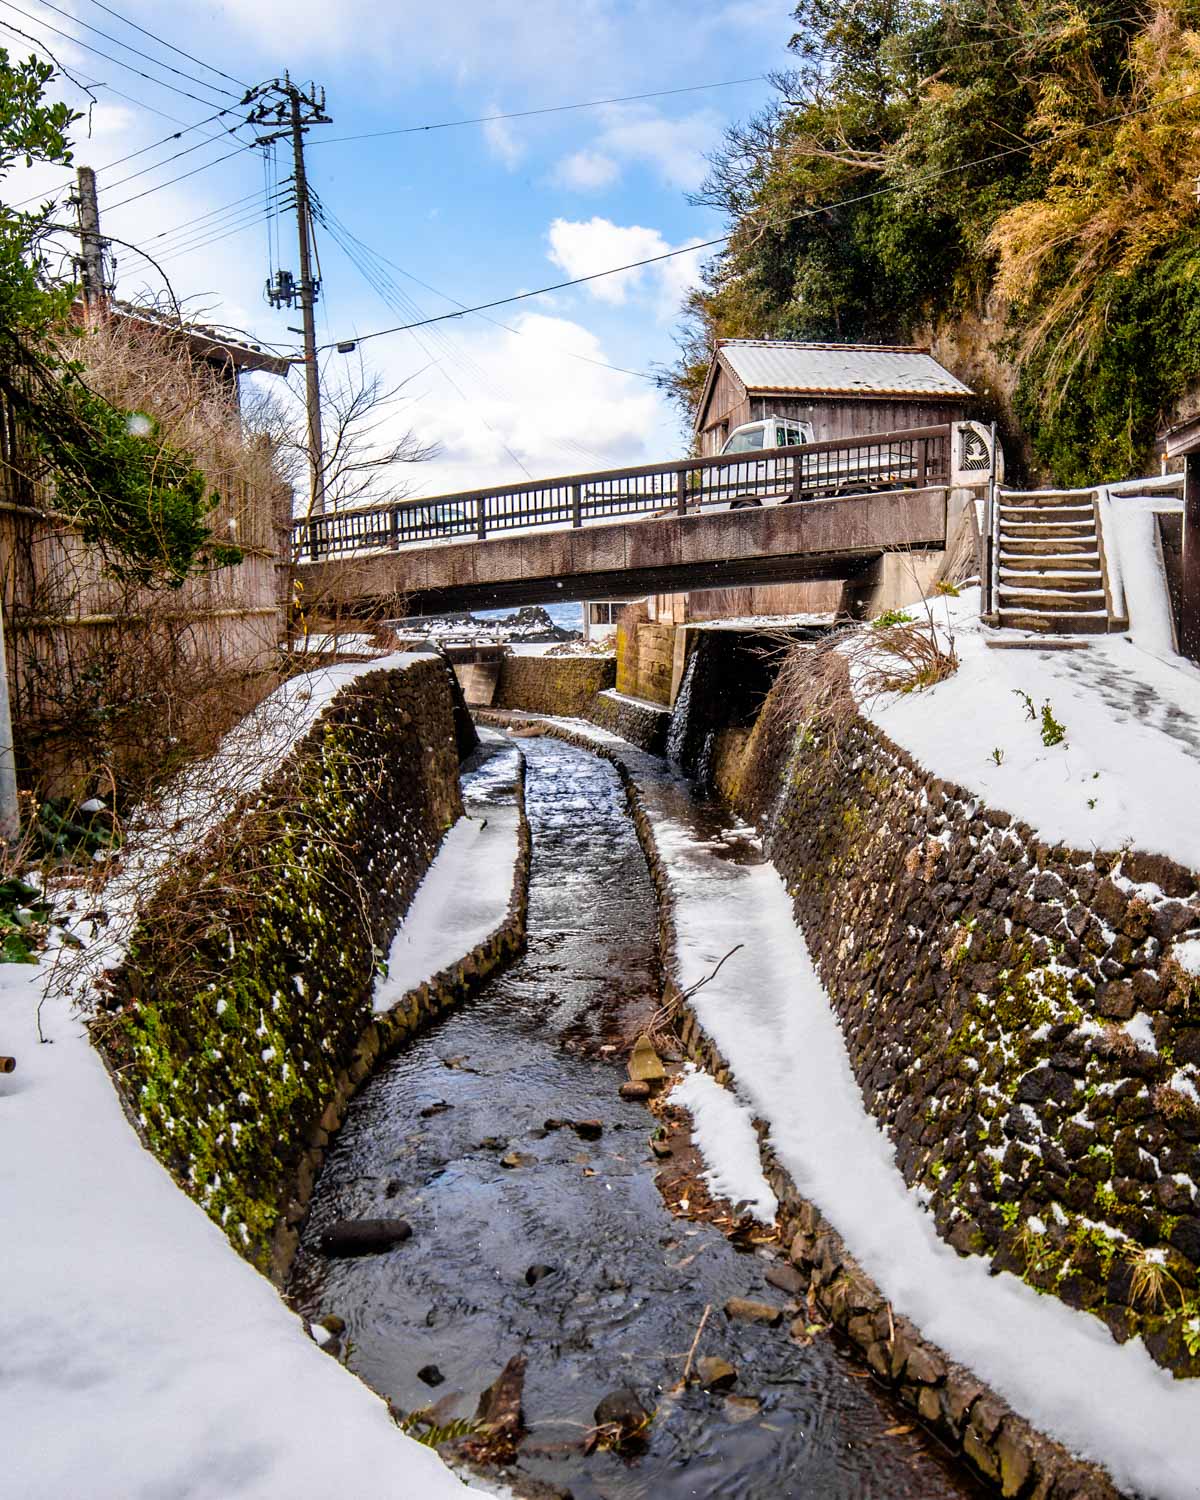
290;737;982;1500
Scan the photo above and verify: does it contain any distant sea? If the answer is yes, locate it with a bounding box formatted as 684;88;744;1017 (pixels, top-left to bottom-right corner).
478;602;583;632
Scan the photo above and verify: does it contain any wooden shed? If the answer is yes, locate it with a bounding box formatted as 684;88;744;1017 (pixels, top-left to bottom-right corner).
694;339;974;456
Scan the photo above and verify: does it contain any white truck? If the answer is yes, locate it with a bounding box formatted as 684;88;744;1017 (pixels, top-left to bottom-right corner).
711;415;1000;507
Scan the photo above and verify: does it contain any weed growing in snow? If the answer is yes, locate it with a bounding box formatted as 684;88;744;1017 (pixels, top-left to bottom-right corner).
1040;701;1067;747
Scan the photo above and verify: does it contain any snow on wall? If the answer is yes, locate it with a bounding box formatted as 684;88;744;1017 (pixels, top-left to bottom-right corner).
102;655;465;1275
753;701;1200;1379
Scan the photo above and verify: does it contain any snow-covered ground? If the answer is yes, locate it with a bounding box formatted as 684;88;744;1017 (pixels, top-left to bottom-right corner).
0;967;488;1499
1;654;494;1499
520;716;1200;1500
375;731;523;1008
861;586;1200;870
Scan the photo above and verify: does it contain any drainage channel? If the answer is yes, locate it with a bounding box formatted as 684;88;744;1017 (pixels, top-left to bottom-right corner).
289;736;984;1499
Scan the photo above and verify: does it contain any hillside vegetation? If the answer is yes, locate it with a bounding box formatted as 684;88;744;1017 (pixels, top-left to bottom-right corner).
670;0;1200;484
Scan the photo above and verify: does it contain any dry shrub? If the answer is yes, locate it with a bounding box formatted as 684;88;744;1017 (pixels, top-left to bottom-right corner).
62;307;289;555
12;588;283;805
759;611;958;761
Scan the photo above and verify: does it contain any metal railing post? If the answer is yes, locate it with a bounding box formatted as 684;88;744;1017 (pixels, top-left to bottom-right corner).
982;420;998;618
571;482;582;528
476;495;487;540
389;505;400;550
676;468;688;516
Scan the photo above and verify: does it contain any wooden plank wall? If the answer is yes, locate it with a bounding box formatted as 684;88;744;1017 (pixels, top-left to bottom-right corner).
0;445;289;739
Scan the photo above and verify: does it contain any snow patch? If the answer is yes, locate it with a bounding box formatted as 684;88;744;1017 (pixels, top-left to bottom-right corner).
668;1064;778;1224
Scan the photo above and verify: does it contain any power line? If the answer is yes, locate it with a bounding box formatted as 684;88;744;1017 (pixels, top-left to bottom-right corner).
8;107;239;209
327;82;1200;354
0;0;231;108
98;123;246;196
154;207;277;267
314;200;612;471
326;204;655;383
78;0;249;90
9;0;240;97
104;141;257;211
144;186;285;254
311;75;765;146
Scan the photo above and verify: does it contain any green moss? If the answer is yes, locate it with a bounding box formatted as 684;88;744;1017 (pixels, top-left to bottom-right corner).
108;662;462;1269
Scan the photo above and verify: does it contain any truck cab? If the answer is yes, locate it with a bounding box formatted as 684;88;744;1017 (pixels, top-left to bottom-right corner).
721;416;813;454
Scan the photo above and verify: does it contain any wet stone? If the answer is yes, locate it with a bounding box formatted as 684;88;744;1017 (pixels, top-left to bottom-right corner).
525;1263;556;1286
619;1080;651;1101
695;1355;738;1391
724;1296;783;1326
593;1387;650;1443
318;1218;412;1256
417;1363;444;1387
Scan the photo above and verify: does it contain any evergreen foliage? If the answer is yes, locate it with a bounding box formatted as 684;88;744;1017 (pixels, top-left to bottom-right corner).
670;0;1200;481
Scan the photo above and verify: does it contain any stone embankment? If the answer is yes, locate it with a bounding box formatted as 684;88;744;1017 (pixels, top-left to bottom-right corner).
735;709;1200;1380
102;656;531;1281
493;653;615;716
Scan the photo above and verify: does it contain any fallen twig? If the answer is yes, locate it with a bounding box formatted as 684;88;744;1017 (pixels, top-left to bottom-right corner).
680;1302;712;1386
679;944;744;1004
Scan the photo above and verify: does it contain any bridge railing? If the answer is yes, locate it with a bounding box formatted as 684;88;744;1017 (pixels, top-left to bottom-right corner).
294;424;951;561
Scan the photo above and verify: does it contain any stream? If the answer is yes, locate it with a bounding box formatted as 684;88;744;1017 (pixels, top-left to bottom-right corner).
289;735;983;1499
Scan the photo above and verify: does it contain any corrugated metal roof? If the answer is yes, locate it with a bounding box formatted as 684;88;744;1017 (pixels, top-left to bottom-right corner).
717;339;973;398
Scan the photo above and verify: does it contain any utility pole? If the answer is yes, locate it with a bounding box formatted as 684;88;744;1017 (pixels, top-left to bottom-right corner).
72;165;110;310
247;77;331;518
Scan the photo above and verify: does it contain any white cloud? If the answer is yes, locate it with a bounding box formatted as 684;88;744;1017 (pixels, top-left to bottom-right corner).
386;312;669;495
482;110;524;170
546;216;706;317
591;104;724;191
553;148;620;192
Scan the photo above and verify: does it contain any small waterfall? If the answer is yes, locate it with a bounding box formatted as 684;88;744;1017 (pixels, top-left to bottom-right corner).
665;650;699;768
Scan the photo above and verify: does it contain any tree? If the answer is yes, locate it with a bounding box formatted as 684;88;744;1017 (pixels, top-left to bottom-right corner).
666;0;1200;482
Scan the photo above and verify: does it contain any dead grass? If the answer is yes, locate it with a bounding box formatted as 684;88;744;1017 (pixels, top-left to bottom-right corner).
63;308;288;554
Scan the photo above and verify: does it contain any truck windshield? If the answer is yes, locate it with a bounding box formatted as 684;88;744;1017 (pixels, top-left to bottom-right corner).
723;426;765;453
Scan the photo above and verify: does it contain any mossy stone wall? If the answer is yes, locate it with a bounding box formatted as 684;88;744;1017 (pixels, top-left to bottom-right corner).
103;657;463;1274
495;654;615;716
750;711;1200;1375
582;688;670;754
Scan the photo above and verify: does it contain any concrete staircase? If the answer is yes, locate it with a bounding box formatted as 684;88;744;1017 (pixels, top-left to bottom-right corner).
994;491;1120;634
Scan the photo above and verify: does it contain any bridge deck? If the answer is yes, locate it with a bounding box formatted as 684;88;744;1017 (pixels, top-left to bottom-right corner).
299;486;950;616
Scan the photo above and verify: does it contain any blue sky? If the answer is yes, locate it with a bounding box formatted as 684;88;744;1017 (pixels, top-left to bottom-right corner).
3;1;789;496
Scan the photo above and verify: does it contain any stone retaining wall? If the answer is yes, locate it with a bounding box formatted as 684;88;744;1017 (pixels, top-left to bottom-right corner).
582;689;670;754
497;715;1124;1499
494;653;615;716
102;660;529;1282
750;713;1200;1379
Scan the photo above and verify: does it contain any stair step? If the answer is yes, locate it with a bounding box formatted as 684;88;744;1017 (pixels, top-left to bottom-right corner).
998;553;1099;573
998;610;1111;635
998;589;1107;612
998;537;1099;557
998;506;1094;525
996;498;1098;516
996;531;1098;549
998;571;1103;592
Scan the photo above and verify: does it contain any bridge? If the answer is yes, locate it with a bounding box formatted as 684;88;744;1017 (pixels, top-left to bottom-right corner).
294;425;961;615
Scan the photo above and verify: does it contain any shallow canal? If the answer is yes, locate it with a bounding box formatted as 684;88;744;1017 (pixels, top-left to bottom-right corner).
290;736;982;1499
